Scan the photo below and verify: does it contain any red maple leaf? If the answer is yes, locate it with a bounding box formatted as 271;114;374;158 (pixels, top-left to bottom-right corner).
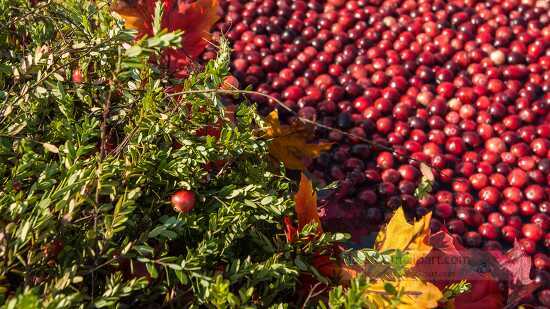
113;0;219;77
412;231;505;309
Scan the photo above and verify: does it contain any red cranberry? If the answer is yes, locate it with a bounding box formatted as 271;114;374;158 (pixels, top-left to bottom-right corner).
435;203;454;219
378;182;397;196
381;169;401;184
531;213;550;230
522;223;543;241
479;186;501;205
479;223;500;240
534;254;550;271
485;137;507;153
446;220;464;238
508;168;529;188
452;178;470;192
520;201;538;217
525;184;546;202
456;207;483;227
469;173;488;190
503;187;524;203
376;152;394;169
502;226;520;243
455;192;474;207
508;215;524;229
500;200;520;217
398;164;419;181
539;202;549;214
488;212;506;228
445;137;466;155
518;156;537;171
489;173;507;189
531;138;549;156
474;200;494;215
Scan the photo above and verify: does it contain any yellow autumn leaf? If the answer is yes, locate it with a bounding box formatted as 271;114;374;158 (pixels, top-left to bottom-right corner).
375;207;432;267
366;277;443;309
264;110;332;170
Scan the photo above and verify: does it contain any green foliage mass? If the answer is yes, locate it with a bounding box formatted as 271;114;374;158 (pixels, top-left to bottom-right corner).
0;0;305;307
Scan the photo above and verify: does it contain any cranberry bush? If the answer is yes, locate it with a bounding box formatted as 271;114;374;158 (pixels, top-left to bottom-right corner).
0;0;305;306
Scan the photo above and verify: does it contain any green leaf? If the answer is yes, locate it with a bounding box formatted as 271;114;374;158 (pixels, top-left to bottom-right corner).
125;45;143;57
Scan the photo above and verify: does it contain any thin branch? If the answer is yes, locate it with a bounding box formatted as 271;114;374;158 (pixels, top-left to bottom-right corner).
301;282;328;309
100;88;113;159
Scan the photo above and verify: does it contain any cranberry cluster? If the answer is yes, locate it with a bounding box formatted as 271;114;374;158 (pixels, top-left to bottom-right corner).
208;0;549;302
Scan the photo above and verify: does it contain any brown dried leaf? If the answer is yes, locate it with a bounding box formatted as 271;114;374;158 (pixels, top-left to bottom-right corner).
264;110;332;170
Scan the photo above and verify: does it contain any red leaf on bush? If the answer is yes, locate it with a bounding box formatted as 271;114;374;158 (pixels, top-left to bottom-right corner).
283;215;298;243
113;0;219;77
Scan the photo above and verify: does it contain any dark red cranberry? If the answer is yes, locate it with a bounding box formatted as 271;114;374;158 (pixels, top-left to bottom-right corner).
456;207;483;227
365;207;383;224
448;219;466;235
464;231;482;248
435;203;454;219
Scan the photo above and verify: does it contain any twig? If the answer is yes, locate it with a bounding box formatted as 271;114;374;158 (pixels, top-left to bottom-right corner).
100;88;113;159
84;258;116;275
301;282;328;309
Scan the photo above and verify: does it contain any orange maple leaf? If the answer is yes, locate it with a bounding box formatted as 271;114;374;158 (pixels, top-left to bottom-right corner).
291;175;360;282
112;0;219;77
294;173;322;233
264;110;332;170
312;255;359;282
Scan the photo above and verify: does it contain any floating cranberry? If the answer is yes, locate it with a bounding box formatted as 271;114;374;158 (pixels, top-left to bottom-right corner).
485;137;507;153
502;226;520;243
522;223;543;241
525;184;546;202
508;168;528;188
435;203;454;219
531;213;550;230
479;223;500;240
479;186;501;205
469;173;488;190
